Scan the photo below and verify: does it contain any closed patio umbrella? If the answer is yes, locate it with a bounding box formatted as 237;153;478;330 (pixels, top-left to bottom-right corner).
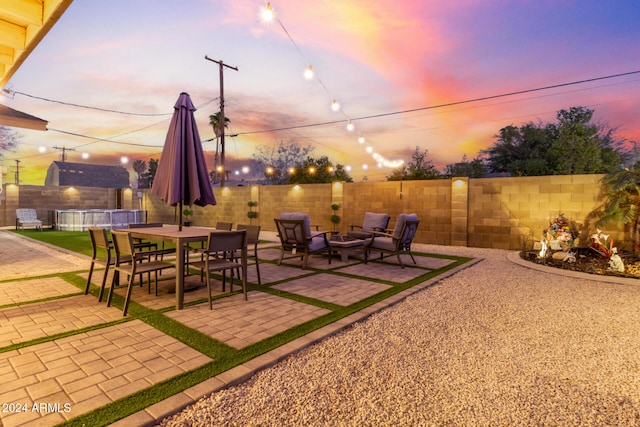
151;92;216;230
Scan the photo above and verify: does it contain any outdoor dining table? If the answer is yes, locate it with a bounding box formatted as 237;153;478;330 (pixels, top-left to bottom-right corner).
126;224;214;310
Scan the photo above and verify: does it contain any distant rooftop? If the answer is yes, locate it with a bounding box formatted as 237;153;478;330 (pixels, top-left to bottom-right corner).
45;161;130;188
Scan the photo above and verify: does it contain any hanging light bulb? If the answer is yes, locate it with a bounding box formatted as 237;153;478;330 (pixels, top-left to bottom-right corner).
362;164;369;170
304;65;314;79
82;152;89;160
262;3;274;22
366;146;373;154
38;146;46;153
331;99;340;111
358;134;365;144
346;120;354;131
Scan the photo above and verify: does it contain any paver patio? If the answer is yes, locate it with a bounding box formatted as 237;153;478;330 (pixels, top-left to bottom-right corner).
0;229;474;426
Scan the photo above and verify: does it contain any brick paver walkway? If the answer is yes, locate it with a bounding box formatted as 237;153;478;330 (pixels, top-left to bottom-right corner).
0;229;469;426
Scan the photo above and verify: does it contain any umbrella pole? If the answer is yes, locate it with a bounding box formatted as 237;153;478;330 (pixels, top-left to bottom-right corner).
179;201;183;231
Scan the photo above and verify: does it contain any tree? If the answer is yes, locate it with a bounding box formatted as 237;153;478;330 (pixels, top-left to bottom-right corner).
289;156;353;184
483;106;624;176
595;165;640;255
0;126;20;158
254;141;315;185
445;154;486;178
209;112;230;183
387;147;441;181
483;122;555;176
547;107;622;174
140;158;158;188
132;160;147;188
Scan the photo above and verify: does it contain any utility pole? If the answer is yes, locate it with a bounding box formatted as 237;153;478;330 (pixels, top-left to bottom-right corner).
205;55;238;187
13;159;20;185
52;146;76;162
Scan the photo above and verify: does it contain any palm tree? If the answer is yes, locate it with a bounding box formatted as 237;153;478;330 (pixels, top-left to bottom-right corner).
208;112;230;183
132;159;147;188
595;166;640;254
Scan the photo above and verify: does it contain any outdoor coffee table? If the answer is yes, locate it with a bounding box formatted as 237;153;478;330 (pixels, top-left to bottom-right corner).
330;235;365;262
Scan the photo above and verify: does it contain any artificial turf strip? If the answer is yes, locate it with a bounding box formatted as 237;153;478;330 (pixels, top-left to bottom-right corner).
11;230;474;426
64;256;474;426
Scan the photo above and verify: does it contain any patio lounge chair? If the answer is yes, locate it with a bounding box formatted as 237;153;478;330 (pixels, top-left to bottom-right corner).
16;208;42;231
347;212;390;240
274;212;332;269
364;213;420;268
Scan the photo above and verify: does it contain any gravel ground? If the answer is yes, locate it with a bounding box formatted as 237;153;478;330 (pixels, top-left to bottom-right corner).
159;245;640;427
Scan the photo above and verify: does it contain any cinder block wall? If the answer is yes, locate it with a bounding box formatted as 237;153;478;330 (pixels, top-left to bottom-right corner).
467;175;614;250
1;184;117;227
2;175;623;250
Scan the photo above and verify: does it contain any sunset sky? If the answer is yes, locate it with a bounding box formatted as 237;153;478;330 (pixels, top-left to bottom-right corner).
2;0;639;185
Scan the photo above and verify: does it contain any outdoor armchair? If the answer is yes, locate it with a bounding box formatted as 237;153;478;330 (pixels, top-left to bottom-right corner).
274;212;332;269
347;212;390;240
16;208;42;231
364;213;420;268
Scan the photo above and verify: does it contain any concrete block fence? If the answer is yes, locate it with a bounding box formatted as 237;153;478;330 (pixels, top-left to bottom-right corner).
1;174;623;250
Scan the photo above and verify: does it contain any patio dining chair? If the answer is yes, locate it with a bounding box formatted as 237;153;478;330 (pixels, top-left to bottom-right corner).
347;212;390;240
187;230;248;309
215;221;233;230
85;227;123;302
128;222;176;260
107;230;175;316
364;213;420;268
274;212;332;269
236;224;262;285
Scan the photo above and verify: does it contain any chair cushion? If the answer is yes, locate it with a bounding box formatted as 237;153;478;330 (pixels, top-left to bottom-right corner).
279;212;312;237
391;213;419;240
362;212;390;232
308;235;328;252
369;236;396;251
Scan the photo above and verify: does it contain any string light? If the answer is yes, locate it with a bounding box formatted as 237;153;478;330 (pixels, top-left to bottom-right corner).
304;65;314;79
346;120;354;131
263;2;404;170
261;3;274;21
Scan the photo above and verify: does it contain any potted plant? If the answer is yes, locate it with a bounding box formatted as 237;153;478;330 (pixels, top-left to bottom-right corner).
247;201;258;224
182;207;193;226
330;202;341;232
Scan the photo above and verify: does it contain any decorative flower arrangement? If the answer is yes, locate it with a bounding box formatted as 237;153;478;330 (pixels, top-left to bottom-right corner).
543;214;579;250
591;229;614;259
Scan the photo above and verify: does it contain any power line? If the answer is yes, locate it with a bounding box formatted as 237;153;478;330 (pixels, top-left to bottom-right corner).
236;69;640;136
4;89;220;117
